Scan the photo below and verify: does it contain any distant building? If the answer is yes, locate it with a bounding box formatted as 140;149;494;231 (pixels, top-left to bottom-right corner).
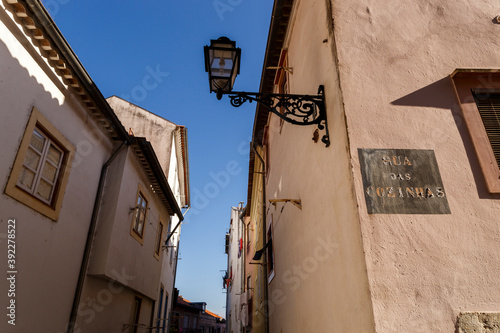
0;1;189;332
170;294;226;333
224;204;246;332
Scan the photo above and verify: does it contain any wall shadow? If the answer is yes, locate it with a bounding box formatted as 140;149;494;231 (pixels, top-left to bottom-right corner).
391;77;500;199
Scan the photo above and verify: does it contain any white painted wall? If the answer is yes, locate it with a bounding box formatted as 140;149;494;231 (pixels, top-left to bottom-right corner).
0;5;113;332
107;96;177;176
226;206;244;332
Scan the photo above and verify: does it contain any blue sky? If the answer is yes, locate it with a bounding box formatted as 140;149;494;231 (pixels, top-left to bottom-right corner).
44;0;273;317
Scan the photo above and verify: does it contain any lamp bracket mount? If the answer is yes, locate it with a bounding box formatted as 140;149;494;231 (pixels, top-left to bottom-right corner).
223;85;330;147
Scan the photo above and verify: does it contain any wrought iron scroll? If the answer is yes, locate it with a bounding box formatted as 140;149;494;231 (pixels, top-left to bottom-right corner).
227;85;330;147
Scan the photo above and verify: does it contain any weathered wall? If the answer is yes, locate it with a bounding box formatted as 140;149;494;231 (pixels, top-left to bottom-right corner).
332;0;500;331
107;96;177;176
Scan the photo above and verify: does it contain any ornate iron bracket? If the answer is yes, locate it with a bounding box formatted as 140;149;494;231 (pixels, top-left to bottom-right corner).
225;85;330;147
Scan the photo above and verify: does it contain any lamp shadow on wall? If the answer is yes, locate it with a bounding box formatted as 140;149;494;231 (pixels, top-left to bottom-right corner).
391;76;500;199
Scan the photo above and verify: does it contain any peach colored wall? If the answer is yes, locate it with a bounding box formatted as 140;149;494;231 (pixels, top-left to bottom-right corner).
331;0;500;331
248;145;268;333
262;1;377;330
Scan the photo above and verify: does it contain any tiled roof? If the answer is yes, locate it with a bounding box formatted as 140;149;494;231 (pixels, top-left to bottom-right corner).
176;296;223;319
205;310;223;319
4;0;130;142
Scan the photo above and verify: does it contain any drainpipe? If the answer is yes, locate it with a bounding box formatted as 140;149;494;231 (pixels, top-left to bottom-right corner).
67;141;128;333
251;143;269;333
164;206;189;246
167;207;189;333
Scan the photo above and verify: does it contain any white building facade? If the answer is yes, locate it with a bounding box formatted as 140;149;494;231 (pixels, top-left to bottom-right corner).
225;204;245;333
0;1;189;332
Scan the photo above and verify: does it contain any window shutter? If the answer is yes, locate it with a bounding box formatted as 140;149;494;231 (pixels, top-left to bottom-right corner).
473;91;500;168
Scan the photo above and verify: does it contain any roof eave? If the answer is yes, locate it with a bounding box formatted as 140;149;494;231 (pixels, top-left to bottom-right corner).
134;137;184;221
251;0;294;145
8;0;131;143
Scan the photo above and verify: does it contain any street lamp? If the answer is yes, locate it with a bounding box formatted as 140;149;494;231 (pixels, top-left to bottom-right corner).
204;37;241;100
204;37;330;147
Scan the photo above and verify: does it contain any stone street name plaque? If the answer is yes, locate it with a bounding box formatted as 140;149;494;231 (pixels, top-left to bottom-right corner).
358;149;450;214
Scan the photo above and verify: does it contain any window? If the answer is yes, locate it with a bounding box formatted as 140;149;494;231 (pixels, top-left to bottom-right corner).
17;128;64;203
451;70;500;192
156;286;164;333
267;231;274;277
274;49;289;131
225;233;230;254
130;296;142;333
263;126;271;184
130;185;148;243
472;91;500;166
161;294;168;333
154;218;165;259
267;215;275;283
245;222;252;248
5;108;74;221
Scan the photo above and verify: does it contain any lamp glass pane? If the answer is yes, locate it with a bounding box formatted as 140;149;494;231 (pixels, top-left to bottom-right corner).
206;38;240;93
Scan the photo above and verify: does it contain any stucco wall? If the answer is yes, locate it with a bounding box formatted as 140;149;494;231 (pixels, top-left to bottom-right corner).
75;275;151;332
107;96;177;176
248;145;267;333
83;146;176;330
158;137;183;328
226;206;244;332
0;6;113;332
331;0;500;331
263;0;376;332
105;148;167;299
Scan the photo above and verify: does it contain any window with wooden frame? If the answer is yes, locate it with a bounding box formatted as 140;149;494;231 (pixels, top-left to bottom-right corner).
5;108;74;221
154;218;165;259
451;70;500;193
274;49;289;132
130;295;142;333
245;221;252;248
156;285;164;333
246;275;252;293
267;215;275;283
131;185;148;243
263;125;271;184
161;292;169;333
472;91;500;166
